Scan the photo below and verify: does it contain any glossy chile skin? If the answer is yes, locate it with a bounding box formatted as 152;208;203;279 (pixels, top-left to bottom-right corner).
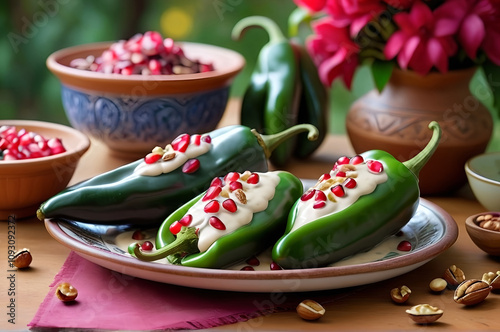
37;124;318;226
232;16;301;167
272;122;442;269
39;126;264;226
154;171;303;268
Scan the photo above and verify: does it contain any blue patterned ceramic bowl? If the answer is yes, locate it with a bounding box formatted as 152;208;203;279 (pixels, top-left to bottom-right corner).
47;42;244;158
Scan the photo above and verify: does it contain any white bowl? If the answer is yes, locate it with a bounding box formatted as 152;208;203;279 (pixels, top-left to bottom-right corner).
465;152;500;210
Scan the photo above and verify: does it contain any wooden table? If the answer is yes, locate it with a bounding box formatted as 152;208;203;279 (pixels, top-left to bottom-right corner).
2;100;499;331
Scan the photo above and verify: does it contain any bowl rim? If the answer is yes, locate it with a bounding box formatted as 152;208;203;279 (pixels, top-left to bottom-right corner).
0;119;90;166
465;212;500;235
465;151;500;186
46;41;245;95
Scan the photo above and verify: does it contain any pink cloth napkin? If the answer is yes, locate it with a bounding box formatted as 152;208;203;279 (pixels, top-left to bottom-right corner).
28;252;341;331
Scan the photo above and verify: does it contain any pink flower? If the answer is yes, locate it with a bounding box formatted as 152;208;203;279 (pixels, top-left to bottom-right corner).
383;1;459;75
324;0;386;36
382;0;418;10
293;0;327;12
457;0;500;65
307;17;360;87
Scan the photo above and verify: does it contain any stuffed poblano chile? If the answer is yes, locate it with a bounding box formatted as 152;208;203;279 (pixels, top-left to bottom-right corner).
131;170;303;269
37;124;317;226
272;121;442;269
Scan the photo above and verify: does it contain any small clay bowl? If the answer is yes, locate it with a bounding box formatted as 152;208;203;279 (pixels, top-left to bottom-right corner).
465;212;500;256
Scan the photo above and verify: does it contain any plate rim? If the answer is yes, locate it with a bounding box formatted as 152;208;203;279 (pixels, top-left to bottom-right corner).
44;198;458;282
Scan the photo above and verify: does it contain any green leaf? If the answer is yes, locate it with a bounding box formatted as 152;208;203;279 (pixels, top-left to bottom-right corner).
370;60;394;92
481;61;500;116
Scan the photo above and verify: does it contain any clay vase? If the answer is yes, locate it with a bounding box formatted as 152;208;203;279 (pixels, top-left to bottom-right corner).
346;68;493;195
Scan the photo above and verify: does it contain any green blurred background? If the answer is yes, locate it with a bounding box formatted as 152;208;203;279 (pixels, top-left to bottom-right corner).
1;0;498;149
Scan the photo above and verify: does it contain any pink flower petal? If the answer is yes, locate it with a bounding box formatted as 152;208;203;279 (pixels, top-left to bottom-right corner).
427;37;448;73
399;35;421;69
483;29;500;65
459;14;486;59
408;1;433;29
294;0;327;12
384;31;407;60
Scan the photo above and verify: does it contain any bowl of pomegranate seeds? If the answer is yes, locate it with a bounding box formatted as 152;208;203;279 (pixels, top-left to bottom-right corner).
46;31;245;158
0;120;90;219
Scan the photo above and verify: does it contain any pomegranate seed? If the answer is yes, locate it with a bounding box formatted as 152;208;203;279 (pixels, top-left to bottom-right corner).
240;266;254;271
125;33;143;53
144;153;161;164
336;171;347;178
121;66;134;75
246;173;260;184
397;240;412;251
367;160;384;173
315;190;327;201
132;230;146;240
164;37;174;53
313;201;326;209
222;199;237;213
344;178;357;189
209;216;226;230
229;181;243;191
169;221;182;235
202;135;211;143
0;138;8;150
19;132;34;146
319;173;331;181
130;52;146;64
210;177;223;187
301;189;315;201
148;59;162;74
140;241;154;251
337;156;350;165
171;134;190;153
182;159;200;173
178;214;193;226
102;49;118;63
246;256;260;266
331;185;345;197
204;200;220;213
203;185;222;201
47;138;66;154
141;31;164;56
225;172;240;182
270;262;282;270
192;134;202;146
350;155;364;165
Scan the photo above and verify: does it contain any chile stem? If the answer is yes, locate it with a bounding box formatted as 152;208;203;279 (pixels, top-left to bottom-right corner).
133;226;199;262
231;15;287;44
253;124;319;159
402;121;442;179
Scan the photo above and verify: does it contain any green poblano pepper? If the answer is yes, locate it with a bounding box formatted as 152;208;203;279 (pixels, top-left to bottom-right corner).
37;124;317;226
131;170;303;269
272;122;442;269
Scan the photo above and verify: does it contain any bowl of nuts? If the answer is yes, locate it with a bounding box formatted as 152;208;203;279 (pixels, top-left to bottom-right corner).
0;120;90;219
465;212;500;256
465;151;500;211
46;31;245;158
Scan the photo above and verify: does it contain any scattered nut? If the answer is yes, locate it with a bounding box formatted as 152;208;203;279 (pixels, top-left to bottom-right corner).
55;282;78;302
482;271;500;290
453;279;491;306
296;299;325;321
406;304;443;324
12;248;32;269
429;278;447;293
443;265;466;289
390;285;411;303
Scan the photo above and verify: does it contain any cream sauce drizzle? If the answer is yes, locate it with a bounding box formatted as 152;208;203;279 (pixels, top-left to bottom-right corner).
290;162;388;233
134;135;211;176
184;171;280;252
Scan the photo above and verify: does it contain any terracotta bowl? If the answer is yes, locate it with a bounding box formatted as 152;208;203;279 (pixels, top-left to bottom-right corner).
0;120;90;219
465;152;500;211
46;41;245;158
465;212;500;256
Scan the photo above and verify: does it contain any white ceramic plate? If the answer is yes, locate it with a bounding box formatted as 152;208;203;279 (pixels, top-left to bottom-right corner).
44;197;457;292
